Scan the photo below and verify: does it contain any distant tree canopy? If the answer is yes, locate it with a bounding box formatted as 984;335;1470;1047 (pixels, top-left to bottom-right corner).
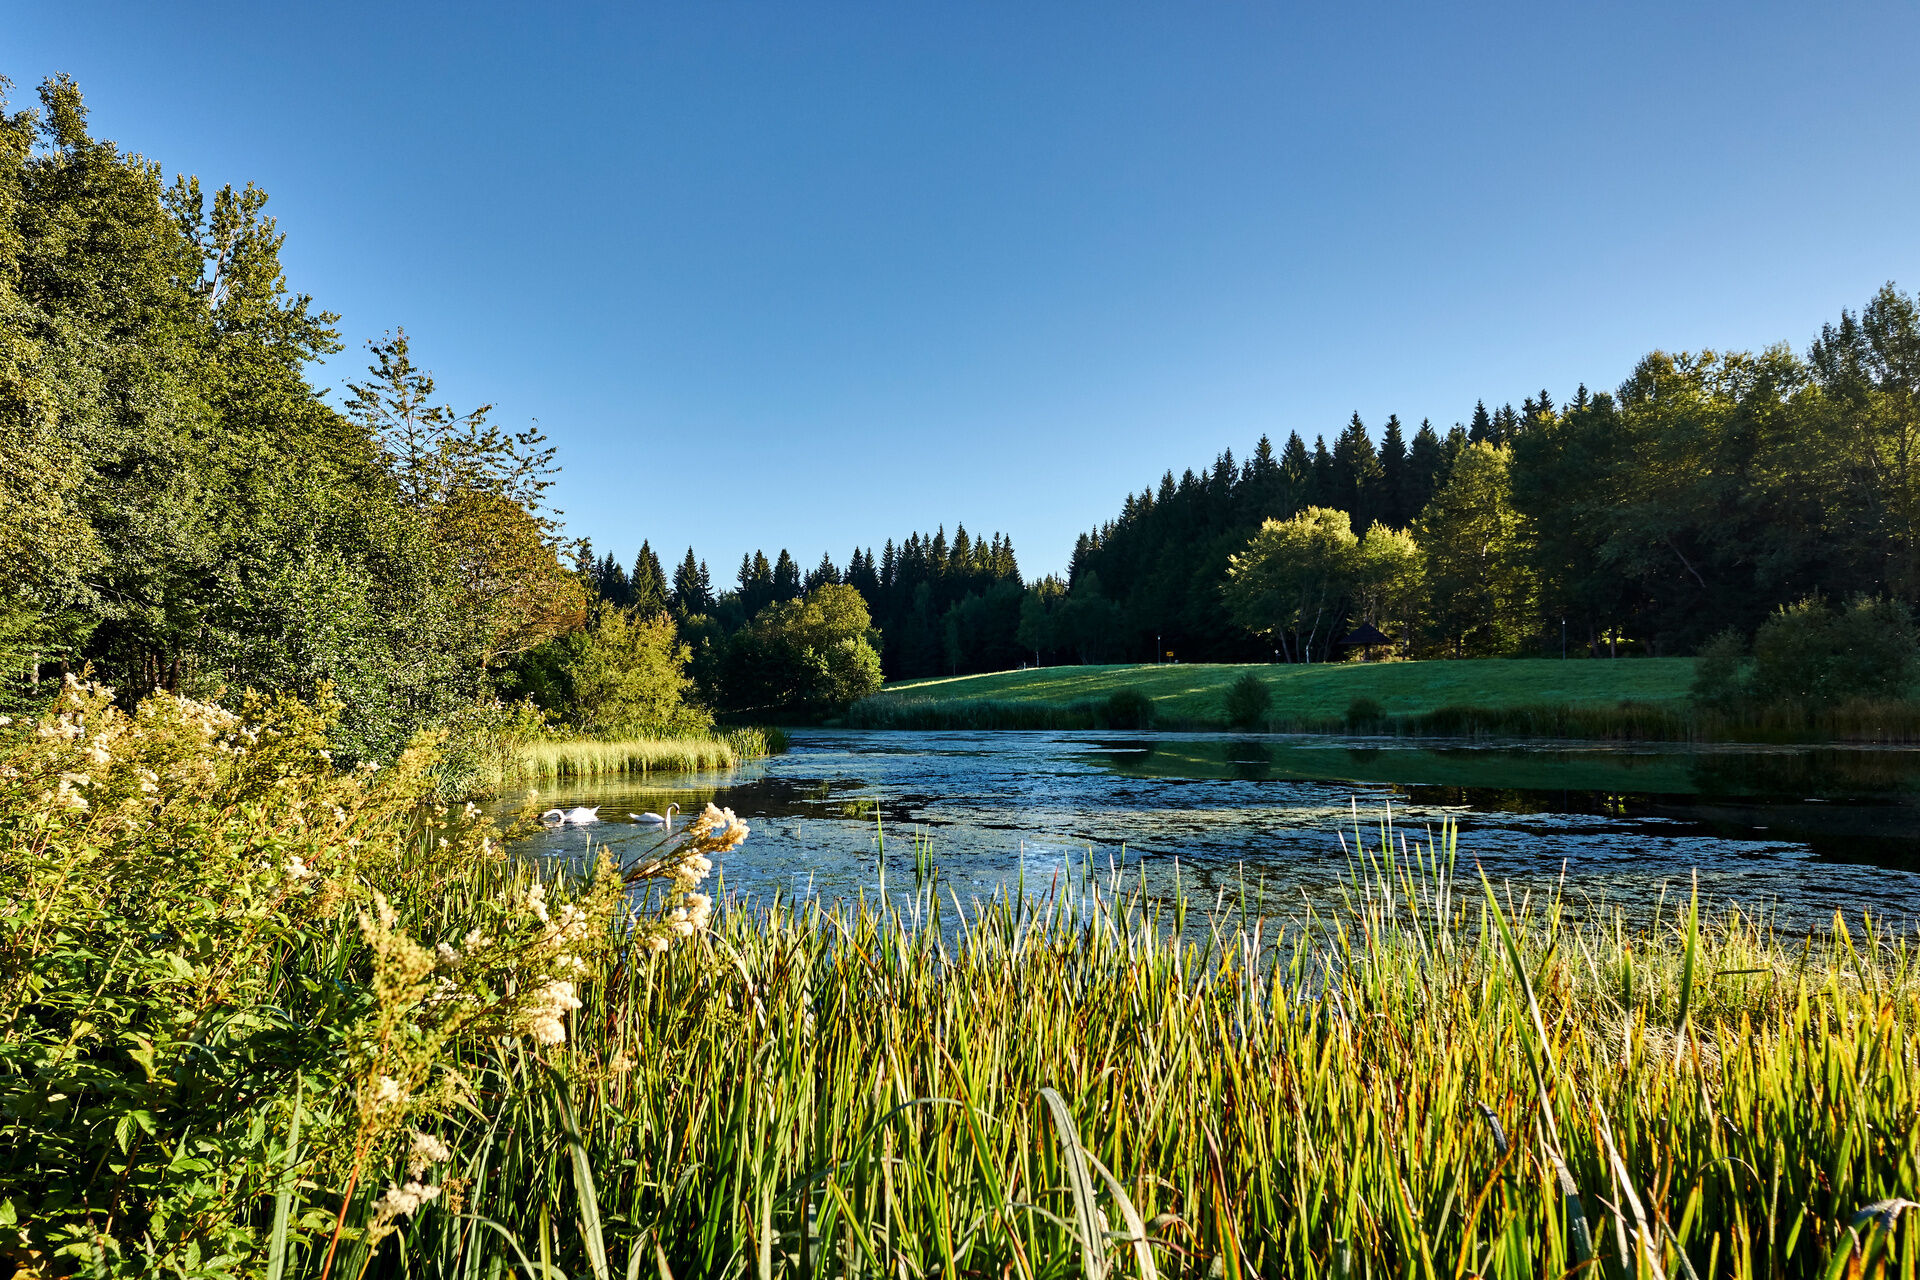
1064;283;1920;664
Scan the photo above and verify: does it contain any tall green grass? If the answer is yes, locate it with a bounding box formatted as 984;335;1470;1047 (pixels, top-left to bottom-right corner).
293;820;1917;1277
505;726;790;785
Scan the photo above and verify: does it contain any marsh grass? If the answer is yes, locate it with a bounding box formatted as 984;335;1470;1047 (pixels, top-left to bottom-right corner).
504;726;789;786
322;819;1917;1278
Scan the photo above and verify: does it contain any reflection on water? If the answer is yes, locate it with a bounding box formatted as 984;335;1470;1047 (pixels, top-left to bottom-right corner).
496;731;1920;929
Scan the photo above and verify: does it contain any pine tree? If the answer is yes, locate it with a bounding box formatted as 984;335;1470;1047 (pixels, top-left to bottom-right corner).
1280;433;1313;514
805;550;840;591
772;549;801;601
597;552;631;606
1406;420;1443;520
630;541;667;613
1332;413;1384;526
673;548;709;613
1310;435;1335;507
1468;400;1494;445
1379;415;1409;525
1493;403;1520;444
573;538;596;581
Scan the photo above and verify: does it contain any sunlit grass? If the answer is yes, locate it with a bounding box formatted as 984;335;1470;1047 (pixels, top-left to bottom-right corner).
508;726;788;784
866;658;1696;723
354;817;1918;1276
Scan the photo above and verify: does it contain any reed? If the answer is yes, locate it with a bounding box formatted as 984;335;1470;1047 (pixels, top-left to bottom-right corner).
370;821;1916;1277
506;727;788;785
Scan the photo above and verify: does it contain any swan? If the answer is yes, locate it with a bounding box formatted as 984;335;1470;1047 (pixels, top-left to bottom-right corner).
540;806;601;826
629;802;680;830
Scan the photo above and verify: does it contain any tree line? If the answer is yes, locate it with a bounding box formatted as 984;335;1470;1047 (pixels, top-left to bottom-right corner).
1064;285;1920;664
595;278;1920;705
0;76;612;758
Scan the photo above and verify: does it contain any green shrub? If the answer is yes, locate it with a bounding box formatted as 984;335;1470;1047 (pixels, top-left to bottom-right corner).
1752;596;1917;706
1690;627;1750;710
1346;695;1386;727
1223;670;1273;729
0;678;732;1274
1099;688;1155;729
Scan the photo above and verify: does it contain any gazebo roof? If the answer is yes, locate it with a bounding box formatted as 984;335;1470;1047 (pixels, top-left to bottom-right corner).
1340;622;1391;646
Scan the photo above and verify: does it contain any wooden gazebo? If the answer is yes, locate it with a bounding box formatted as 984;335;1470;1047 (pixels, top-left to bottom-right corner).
1339;621;1391;661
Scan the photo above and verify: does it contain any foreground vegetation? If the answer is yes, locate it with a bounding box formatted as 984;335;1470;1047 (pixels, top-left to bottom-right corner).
6;683;1919;1277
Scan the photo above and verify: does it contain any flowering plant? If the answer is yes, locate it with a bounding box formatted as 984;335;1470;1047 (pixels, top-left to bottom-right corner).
0;678;734;1276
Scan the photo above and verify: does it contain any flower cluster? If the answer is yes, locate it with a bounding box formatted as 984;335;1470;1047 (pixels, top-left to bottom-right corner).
368;1180;442;1244
523;978;584;1045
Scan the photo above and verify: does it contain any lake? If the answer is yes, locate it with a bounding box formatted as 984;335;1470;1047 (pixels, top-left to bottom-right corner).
501;730;1920;928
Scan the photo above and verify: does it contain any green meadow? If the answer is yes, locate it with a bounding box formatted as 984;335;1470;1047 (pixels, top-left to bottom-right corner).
863;658;1695;725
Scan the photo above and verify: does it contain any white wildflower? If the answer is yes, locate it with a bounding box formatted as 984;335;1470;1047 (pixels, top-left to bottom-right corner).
317;749;331;762
85;744;110;765
523;978;582;1045
284;856;312;881
684;892;713;929
407;1130;453;1177
526;881;550;924
435;941;460;966
462;928;490;952
369;1180;441;1239
371;1075;405;1107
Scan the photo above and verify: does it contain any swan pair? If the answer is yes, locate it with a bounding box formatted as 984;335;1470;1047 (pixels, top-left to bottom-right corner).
630;802;680;830
540;806;601;826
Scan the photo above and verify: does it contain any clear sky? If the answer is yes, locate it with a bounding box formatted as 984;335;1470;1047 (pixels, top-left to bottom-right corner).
10;2;1919;580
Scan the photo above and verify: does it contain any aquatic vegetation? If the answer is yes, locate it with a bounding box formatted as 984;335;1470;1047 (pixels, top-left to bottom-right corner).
2;683;1917;1276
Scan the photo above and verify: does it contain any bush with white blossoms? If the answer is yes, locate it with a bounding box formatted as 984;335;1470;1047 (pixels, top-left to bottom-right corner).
0;679;741;1277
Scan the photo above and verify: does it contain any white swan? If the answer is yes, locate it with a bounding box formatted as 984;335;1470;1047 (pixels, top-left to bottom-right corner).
540;806;601;826
629;802;680;830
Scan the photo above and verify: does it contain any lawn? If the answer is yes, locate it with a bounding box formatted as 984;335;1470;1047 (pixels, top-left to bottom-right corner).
876;657;1696;723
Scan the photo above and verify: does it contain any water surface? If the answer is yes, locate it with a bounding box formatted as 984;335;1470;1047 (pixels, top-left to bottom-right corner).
500;731;1920;928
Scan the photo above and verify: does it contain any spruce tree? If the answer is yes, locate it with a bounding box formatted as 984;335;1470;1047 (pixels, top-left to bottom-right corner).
1379;415;1408;525
673;548;708;613
1310;435;1336;508
1332;413;1383;525
1493;403;1520;444
1468;400;1494;444
772;549;801;601
629;541;667;613
1406;420;1443;520
1280;433;1313;514
805;550;840;591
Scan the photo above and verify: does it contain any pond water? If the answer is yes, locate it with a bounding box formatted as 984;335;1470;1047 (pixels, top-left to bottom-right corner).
499;731;1920;929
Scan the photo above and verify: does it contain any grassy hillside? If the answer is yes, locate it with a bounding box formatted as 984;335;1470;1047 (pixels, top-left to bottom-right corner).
870;658;1696;725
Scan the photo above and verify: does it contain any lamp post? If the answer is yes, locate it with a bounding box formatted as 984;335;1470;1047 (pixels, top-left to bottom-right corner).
1561;617;1567;660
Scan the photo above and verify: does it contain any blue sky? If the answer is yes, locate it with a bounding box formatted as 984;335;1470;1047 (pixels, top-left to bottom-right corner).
10;2;1919;579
